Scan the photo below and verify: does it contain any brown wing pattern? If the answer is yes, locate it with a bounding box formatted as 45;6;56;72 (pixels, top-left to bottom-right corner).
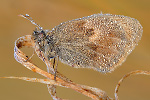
50;14;143;73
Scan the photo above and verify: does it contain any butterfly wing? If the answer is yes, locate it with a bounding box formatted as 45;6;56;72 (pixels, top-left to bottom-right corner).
49;14;143;73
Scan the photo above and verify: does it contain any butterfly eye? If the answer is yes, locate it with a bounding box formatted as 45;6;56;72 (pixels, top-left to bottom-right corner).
33;31;38;35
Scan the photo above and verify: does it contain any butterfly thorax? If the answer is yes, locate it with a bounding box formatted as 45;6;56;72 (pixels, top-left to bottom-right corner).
32;28;57;60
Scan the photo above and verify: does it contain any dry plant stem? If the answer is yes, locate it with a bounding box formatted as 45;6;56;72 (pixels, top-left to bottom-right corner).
12;35;150;100
115;70;150;100
14;35;113;100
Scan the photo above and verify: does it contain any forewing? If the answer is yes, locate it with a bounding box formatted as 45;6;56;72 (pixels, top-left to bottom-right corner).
51;14;143;73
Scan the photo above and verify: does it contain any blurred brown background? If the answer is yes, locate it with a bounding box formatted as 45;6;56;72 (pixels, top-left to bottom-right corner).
0;0;150;100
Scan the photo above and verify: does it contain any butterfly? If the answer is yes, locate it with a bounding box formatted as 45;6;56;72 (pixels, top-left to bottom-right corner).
20;13;143;73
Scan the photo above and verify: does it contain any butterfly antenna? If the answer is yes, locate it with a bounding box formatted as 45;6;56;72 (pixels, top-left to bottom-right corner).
18;14;43;30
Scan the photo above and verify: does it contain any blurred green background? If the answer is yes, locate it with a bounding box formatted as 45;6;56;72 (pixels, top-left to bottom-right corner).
0;0;150;100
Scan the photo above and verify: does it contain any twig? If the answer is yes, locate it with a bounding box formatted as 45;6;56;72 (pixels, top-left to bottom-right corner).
1;35;149;100
13;35;113;100
115;70;150;100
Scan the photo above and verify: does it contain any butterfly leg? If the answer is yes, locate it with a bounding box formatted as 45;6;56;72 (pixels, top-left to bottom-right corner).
25;49;35;62
53;56;59;81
